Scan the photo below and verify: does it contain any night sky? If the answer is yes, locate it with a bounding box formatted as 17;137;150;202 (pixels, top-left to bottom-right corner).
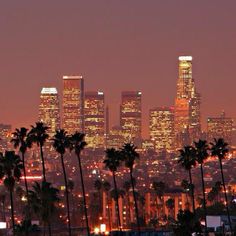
0;1;236;137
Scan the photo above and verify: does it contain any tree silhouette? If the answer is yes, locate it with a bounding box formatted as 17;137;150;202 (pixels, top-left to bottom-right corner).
152;181;166;218
174;210;202;236
94;179;103;214
165;198;175;219
178;146;196;214
194;139;209;232
28;181;59;236
104;148;122;231
181;179;191;205
103;180;112;231
207;181;222;204
121;143;141;234
123;180;132;225
28;122;49;181
52;129;72;236
11;127;31;210
210;138;232;233
0;151;23;236
69;132;90;236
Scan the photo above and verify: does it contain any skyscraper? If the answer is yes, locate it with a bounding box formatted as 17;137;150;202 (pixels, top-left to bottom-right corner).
174;56;201;148
120;91;142;142
149;107;175;152
62;75;84;134
39;87;60;137
207;111;234;144
84;91;105;149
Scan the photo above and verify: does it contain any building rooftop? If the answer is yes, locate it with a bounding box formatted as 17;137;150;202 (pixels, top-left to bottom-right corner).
41;87;58;94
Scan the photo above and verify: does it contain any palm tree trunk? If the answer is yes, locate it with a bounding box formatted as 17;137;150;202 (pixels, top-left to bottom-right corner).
219;159;232;233
112;171;122;231
130;171;141;235
60;154;72;236
22;152;31;221
200;164;207;233
22;153;29;197
188;169;196;214
106;194;112;231
40;145;46;182
10;191;15;236
76;153;90;236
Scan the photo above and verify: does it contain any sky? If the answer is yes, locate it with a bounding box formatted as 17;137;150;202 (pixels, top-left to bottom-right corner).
0;1;236;137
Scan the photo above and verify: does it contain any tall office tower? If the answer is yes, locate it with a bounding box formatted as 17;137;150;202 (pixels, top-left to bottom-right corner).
105;105;109;136
62;75;84;134
84;91;105;149
39;88;60;137
120;91;142;142
207;111;234;144
106;126;125;149
149;107;175;152
174;56;201;148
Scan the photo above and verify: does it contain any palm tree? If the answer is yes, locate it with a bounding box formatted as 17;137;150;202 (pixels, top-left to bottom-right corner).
152;181;166;218
0;151;23;236
178;146;197;214
69;132;90;236
123;181;132;225
165;198;175;219
210;138;232;232
11;128;31;206
94;179;103;214
207;181;222;204
28;122;49;181
174;210;202;236
28;181;59;236
121;143;141;234
103;181;112;231
0;186;6;222
67;179;75;226
181;179;190;205
52;129;71;236
194;139;209;231
104;148;122;231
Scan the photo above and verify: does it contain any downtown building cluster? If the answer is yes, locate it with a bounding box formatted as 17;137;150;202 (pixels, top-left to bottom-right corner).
36;56;236;154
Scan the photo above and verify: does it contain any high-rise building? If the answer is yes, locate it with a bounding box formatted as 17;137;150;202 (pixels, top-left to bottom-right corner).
84;91;105;149
207;111;234;144
149;107;175;152
39;87;60;137
62;75;84;134
120;91;142;142
106;126;125;149
174;56;201;148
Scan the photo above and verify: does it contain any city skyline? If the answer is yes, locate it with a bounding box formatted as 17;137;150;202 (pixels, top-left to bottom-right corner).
1;1;236;138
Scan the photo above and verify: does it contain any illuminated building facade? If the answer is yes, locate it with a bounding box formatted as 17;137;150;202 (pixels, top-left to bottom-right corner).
174;56;201;148
0;124;12;152
149;107;175;152
39;87;60;137
207;111;234;144
120;91;142;142
62;75;84;134
84;91;105;149
106;126;124;149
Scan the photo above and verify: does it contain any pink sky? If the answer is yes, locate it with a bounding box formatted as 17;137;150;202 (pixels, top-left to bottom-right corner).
0;1;236;137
